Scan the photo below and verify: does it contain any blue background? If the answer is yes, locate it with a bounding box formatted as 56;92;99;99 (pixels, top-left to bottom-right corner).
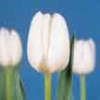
0;0;100;100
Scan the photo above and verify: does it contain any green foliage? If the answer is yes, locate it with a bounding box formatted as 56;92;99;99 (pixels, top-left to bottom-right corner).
56;34;75;100
0;66;25;100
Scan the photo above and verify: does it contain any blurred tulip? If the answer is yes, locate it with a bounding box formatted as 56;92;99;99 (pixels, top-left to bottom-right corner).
0;28;22;67
72;39;95;74
27;11;70;73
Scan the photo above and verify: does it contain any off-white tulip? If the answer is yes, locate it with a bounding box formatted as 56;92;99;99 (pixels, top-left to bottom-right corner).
0;28;22;67
27;11;70;73
72;39;95;74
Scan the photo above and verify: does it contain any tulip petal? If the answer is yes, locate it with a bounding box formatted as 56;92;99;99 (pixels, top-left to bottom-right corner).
8;30;22;65
41;13;51;58
0;28;10;66
27;11;44;71
73;40;84;74
47;13;70;73
36;13;52;73
83;40;95;73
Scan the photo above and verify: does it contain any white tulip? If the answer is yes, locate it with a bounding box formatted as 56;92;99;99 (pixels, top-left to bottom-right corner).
0;28;22;67
72;39;95;74
27;11;70;73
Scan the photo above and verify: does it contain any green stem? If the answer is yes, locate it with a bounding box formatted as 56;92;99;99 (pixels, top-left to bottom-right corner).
44;73;51;100
80;74;86;100
5;68;12;100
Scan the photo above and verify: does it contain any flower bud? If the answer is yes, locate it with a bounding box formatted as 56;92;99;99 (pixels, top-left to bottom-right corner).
0;28;22;67
72;39;95;74
27;11;70;73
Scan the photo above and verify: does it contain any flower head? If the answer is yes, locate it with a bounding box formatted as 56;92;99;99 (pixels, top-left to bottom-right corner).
0;28;22;67
27;11;70;73
72;39;96;74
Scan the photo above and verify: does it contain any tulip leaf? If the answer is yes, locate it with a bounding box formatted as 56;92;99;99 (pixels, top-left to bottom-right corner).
0;66;25;100
20;78;26;99
56;34;75;100
0;66;5;100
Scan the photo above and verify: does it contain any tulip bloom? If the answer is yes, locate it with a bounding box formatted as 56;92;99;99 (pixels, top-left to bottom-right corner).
72;39;95;74
27;11;70;73
0;28;22;67
0;28;24;100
